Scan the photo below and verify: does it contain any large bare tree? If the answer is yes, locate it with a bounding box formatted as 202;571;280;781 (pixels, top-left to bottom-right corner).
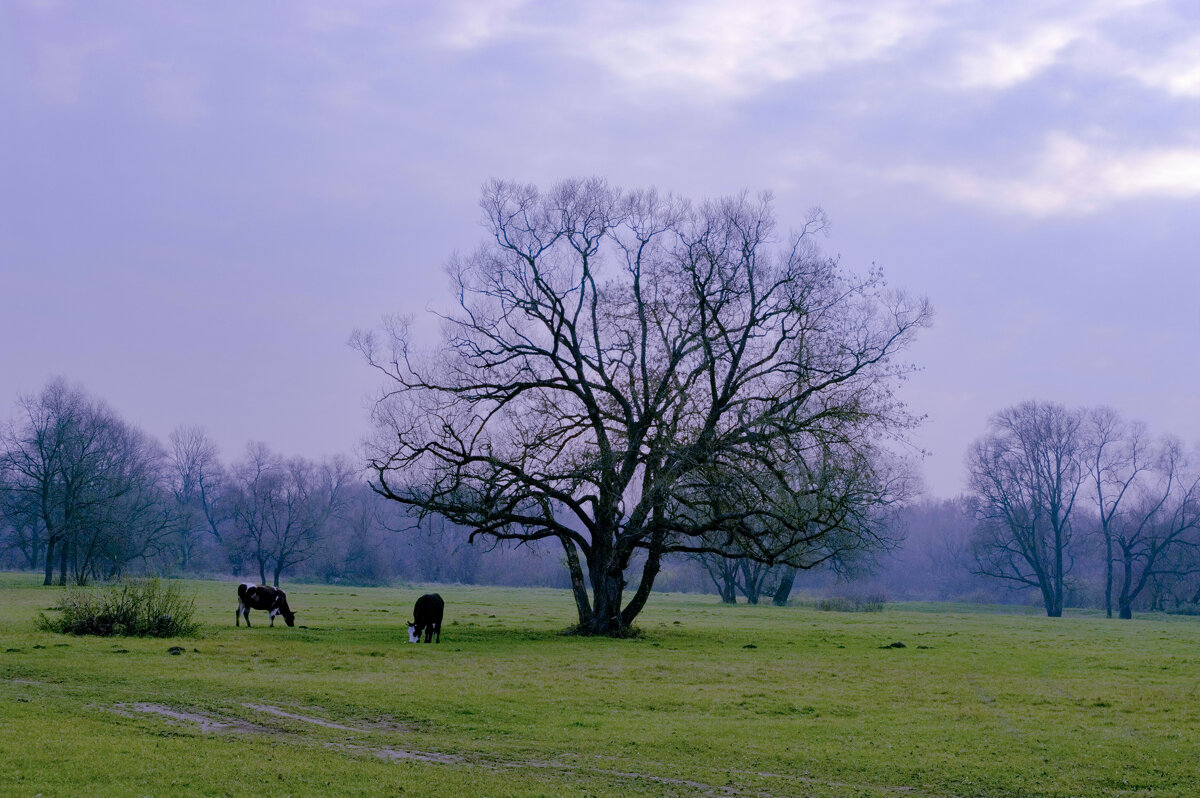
356;179;930;635
969;401;1086;617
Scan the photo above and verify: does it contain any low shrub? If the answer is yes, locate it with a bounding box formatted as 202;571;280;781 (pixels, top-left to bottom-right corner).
38;578;201;637
816;594;887;613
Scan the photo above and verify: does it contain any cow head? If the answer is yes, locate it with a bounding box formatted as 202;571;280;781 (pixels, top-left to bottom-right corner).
407;622;419;643
281;609;296;627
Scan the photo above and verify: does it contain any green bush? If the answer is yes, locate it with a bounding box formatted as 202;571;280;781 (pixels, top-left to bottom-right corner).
38;578;201;637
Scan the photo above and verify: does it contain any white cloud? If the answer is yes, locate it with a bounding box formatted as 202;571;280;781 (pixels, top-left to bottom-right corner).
579;0;941;99
952;25;1079;90
425;0;1197;105
939;0;1167;92
891;132;1200;215
1125;35;1200;98
437;0;529;49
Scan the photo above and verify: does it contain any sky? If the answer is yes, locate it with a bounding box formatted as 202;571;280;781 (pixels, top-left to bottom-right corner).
2;0;1198;497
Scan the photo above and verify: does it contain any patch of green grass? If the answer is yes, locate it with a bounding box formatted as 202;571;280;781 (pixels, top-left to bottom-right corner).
2;573;1200;796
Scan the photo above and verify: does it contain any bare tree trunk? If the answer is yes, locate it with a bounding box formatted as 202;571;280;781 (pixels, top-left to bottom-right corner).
720;574;737;604
43;534;57;586
1052;525;1064;618
57;539;69;586
588;566;625;635
740;560;762;604
773;566;797;606
579;531;629;636
1040;577;1063;617
1118;549;1134;620
621;540;664;628
561;537;592;626
1104;533;1113;619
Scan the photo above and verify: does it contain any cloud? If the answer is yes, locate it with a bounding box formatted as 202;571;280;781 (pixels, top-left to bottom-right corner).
425;0;1194;106
890;132;1200;215
1125;35;1200;97
420;0;1190;102
951;25;1079;90
573;0;942;100
435;0;529;49
420;0;946;100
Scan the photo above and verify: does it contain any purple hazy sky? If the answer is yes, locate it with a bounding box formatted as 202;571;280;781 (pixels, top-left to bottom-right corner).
3;0;1198;497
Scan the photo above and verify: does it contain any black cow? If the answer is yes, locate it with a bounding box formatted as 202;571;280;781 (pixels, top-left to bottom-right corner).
408;593;444;643
236;583;296;627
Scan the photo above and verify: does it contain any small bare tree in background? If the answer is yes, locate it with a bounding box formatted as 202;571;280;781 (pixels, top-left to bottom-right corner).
357;178;930;635
2;378;174;585
228;442;354;586
0;463;44;571
969;401;1085;617
697;553;740;603
1085;408;1150;617
1108;439;1200;619
62;420;174;585
167;426;226;572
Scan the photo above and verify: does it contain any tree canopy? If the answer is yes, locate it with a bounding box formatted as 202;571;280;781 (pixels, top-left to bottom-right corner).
356;179;931;634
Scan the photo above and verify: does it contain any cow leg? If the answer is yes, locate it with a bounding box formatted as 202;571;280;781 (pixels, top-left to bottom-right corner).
269;609;276;627
434;623;440;643
244;608;251;627
236;602;244;627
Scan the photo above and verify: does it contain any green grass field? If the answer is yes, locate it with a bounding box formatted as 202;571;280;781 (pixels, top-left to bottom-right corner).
2;574;1198;797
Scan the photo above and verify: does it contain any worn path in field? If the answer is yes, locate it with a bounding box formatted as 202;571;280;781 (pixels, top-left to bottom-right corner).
6;677;950;797
5;676;958;797
117;698;940;798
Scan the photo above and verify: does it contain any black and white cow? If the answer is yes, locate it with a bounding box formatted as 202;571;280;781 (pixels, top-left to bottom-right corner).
236;583;296;627
408;593;444;643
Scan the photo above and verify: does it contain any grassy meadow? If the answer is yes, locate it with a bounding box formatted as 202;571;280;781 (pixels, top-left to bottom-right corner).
2;574;1199;797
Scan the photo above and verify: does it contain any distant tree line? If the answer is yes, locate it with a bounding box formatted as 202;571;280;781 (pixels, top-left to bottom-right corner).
0;378;587;588
0;378;354;586
5;381;1196;621
722;401;1200;620
967;400;1200;619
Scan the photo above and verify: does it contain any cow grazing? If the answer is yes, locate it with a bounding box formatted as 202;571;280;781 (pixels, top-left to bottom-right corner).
236;583;296;627
408;593;444;643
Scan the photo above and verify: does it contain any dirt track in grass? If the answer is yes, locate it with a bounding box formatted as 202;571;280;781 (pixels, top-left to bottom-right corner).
116;700;929;798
